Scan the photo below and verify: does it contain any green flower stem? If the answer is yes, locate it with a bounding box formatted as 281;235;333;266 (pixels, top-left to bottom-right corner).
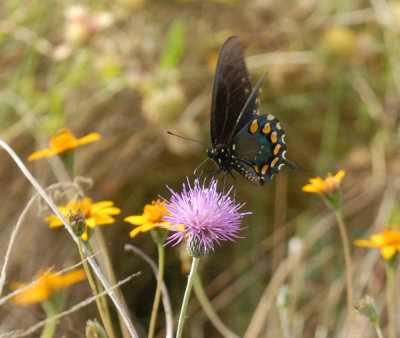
386;259;396;338
85;240;115;338
374;322;384;338
176;256;200;338
333;209;355;337
193;272;239;338
149;243;165;338
78;238;115;338
41;299;58;338
60;150;75;177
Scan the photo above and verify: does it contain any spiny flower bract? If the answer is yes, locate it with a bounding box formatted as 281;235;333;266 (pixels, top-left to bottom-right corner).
161;178;250;255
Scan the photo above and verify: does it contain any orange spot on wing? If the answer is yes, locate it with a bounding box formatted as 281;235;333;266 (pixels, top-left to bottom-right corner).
253;165;259;174
271;157;279;167
249;120;259;134
271;132;278;143
261;164;269;174
262;123;271;134
273;144;281;155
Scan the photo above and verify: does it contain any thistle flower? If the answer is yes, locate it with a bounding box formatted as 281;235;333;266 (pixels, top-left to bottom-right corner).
161;178;249;256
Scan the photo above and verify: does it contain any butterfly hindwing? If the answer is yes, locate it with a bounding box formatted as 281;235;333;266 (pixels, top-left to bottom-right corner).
233;114;296;185
210;36;258;146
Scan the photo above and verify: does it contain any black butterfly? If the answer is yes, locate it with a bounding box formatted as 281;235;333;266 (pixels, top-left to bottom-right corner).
206;36;296;185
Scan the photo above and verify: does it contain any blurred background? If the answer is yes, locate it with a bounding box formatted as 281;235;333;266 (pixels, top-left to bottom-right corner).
1;0;400;337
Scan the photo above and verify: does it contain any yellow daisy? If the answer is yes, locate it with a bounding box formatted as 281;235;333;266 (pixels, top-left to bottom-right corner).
45;197;121;241
125;200;171;238
28;128;101;161
354;227;400;260
12;269;85;305
302;170;345;195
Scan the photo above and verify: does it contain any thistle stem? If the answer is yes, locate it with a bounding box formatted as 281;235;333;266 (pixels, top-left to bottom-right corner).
176;256;200;338
149;243;165;338
334;210;355;337
386;259;396;338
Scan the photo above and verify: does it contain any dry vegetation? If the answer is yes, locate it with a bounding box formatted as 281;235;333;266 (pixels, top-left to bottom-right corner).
1;0;400;337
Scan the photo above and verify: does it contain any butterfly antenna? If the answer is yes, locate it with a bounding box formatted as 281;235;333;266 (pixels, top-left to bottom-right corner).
227;71;267;143
167;131;208;148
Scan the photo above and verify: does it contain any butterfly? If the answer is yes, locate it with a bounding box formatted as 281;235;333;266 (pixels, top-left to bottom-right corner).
206;36;296;185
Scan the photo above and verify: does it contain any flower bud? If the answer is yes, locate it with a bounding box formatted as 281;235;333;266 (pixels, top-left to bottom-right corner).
86;319;107;338
187;235;209;257
355;295;379;324
68;207;86;237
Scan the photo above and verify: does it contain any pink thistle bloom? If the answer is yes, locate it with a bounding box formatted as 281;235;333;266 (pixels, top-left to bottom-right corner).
161;178;250;256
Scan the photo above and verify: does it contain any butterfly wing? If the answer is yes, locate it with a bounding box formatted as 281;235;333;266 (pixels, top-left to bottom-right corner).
233;114;296;185
210;36;259;146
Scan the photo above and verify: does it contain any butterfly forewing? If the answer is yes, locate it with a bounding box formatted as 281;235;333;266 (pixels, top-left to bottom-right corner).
206;35;296;185
210;36;258;146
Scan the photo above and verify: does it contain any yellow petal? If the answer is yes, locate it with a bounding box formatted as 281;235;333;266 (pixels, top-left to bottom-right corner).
125;215;147;225
75;133;101;146
49;270;86;288
98;206;121;215
91;201;115;210
12;283;51;305
302;184;323;194
86;218;97;228
81;231;89;241
130;225;148;238
94;215;116;225
354;239;376;247
381;246;397;260
335;170;345;180
28;148;60;161
45;215;64;228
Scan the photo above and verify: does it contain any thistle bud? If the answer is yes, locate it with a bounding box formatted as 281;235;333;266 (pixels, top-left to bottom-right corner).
187;235;209;258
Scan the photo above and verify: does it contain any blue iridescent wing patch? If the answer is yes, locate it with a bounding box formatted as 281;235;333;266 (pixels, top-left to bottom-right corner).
232;114;296;185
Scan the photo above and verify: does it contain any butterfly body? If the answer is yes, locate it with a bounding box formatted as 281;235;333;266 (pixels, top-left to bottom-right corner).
207;36;295;185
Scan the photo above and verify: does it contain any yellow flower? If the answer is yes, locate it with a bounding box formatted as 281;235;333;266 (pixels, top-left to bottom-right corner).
302;170;345;195
45;198;121;241
12;269;86;305
28;128;101;161
125;200;171;238
354;227;400;260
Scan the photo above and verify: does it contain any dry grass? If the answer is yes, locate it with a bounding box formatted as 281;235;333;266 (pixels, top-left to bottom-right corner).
1;0;400;337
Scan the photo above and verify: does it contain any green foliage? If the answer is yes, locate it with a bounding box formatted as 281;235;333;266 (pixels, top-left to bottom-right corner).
158;18;186;69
